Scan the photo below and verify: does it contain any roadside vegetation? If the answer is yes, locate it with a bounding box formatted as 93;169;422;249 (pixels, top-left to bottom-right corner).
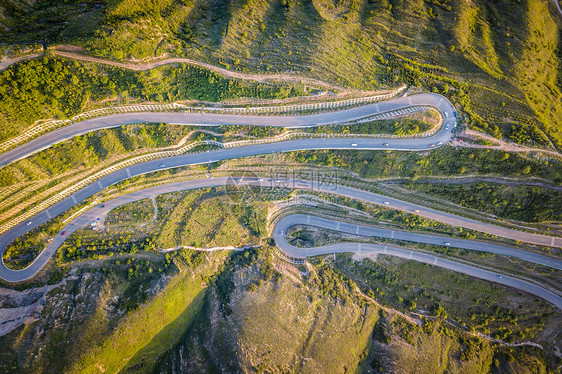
106;198;155;226
0;244;557;373
400;182;562;223
0;56;306;142
305;113;434;136
287;147;562;183
336;254;558;344
2;0;560;149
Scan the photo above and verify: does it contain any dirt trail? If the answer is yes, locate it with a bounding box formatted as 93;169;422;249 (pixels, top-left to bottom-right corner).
457;129;561;158
0;45;350;92
0;45;396;95
0;54;42;70
53;50;344;90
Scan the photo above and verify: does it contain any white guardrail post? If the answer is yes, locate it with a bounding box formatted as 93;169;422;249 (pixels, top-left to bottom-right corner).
0;85;407;153
0;85;426;233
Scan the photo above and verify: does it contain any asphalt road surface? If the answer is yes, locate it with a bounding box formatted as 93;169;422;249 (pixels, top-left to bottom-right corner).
0;93;457;167
1;92;560;308
273;214;562;310
0;178;560;309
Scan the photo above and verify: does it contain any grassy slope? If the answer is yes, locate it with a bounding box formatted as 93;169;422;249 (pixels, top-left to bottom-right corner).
0;247;556;373
154;257;552;373
70;252;225;374
2;0;560;148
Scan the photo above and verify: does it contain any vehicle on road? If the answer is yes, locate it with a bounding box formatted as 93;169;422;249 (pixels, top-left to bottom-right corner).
413;209;420;213
26;221;31;225
445;125;449;130
159;164;165;168
429;144;435;148
100;204;105;208
61;231;66;236
444;242;451;246
437;142;443;146
383;201;390;205
351;143;357;147
384;143;389;147
496;275;502;279
445;112;449;117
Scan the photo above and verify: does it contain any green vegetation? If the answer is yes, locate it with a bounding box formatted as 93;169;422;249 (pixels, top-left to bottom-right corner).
156;190;267;248
337;254;558;343
3;0;561;148
288;147;562;183
0;234;557;373
0;123;194;185
2;205;86;269
401;181;562;223
307;116;433;136
106;198;155;226
0;56;305;141
1;0;561;371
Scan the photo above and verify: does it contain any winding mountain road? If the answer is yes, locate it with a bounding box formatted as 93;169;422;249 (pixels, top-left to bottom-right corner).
1;177;560;309
0;93;453;167
273;214;562;310
1;91;560;310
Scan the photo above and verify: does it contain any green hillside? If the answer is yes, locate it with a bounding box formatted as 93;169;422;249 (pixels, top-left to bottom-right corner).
0;1;561;373
1;0;561;148
0;246;557;373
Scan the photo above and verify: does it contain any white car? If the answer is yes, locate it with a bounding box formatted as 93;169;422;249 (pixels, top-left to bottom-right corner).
384;143;390;147
26;221;32;225
383;201;390;205
351;143;358;147
159;164;166;168
444;242;451;246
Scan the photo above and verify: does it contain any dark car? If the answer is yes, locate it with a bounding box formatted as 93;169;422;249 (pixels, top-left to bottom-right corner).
61;231;66;236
